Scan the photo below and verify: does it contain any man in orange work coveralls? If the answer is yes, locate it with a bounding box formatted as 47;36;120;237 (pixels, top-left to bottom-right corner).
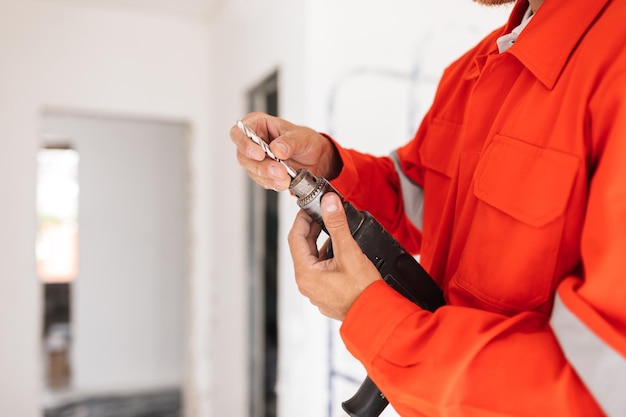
230;0;626;415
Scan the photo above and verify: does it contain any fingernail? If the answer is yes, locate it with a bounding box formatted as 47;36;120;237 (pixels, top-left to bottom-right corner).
270;166;280;178
324;194;339;212
274;142;288;157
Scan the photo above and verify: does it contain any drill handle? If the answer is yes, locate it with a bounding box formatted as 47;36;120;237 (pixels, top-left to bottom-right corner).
347;207;445;311
341;376;389;417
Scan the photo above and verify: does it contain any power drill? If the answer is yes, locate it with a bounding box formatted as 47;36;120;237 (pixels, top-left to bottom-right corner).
236;120;446;417
289;169;445;417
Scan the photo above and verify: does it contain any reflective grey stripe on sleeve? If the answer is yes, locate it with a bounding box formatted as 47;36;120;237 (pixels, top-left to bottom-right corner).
390;150;424;232
551;293;626;416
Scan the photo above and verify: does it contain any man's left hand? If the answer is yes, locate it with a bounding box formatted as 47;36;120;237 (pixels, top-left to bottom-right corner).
288;192;382;320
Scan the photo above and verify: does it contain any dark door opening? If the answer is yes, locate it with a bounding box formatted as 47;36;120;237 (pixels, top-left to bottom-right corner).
247;71;279;417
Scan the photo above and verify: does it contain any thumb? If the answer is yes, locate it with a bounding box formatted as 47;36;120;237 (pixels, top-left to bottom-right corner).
321;193;360;260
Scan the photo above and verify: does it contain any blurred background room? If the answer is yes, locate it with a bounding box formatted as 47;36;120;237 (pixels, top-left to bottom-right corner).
0;0;510;416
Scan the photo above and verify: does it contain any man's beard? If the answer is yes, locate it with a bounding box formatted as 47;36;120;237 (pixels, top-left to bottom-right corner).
473;0;515;5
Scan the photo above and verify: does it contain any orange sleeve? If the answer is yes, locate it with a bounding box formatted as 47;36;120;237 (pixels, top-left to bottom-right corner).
546;68;626;416
564;65;626;357
340;280;604;417
326;134;423;255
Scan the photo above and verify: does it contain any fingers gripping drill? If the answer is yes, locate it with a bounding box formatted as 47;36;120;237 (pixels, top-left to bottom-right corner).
237;120;445;417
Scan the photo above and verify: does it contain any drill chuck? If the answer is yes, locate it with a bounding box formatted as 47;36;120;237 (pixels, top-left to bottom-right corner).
289;169;365;235
289;169;337;224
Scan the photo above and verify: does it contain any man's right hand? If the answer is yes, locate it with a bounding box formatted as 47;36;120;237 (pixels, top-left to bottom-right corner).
229;112;342;191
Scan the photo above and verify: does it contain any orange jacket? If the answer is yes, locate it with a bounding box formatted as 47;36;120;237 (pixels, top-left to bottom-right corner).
331;0;626;415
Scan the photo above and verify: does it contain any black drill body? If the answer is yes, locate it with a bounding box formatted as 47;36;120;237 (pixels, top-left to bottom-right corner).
289;169;445;417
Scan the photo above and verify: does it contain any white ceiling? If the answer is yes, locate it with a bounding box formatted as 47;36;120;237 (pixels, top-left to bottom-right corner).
55;0;221;22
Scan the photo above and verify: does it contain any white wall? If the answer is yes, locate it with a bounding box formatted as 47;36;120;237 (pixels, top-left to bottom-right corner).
0;1;211;416
206;1;511;416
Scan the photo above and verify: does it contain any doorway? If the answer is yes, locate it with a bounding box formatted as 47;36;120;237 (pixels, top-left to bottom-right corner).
247;71;280;417
39;112;189;416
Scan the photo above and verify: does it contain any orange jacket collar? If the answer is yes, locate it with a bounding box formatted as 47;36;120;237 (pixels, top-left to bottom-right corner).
496;0;610;89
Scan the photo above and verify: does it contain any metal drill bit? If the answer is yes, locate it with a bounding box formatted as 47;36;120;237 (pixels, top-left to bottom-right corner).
236;119;297;178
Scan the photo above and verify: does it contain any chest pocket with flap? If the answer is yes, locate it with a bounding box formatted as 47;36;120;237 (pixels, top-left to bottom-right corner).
455;134;581;314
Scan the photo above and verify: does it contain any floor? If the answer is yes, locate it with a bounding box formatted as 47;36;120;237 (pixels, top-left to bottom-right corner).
44;389;181;417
